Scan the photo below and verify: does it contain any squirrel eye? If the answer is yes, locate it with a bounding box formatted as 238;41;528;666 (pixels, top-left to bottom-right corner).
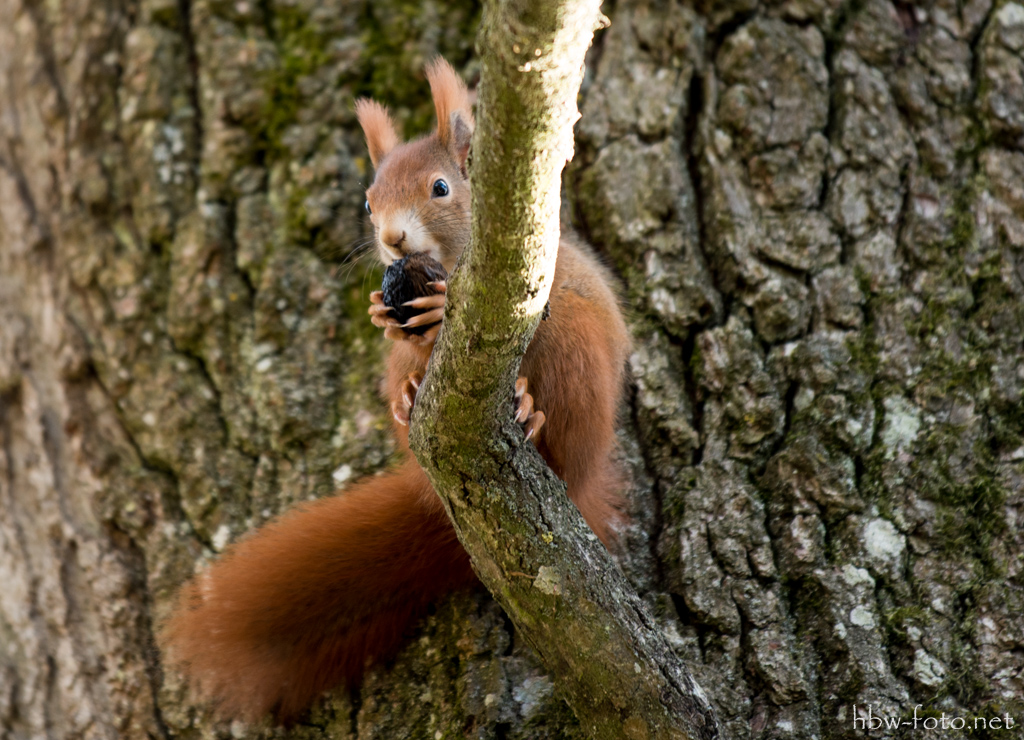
431;179;449;198
364;200;372;215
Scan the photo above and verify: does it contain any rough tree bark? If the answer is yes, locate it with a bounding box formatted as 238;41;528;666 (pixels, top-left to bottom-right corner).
1;0;1022;739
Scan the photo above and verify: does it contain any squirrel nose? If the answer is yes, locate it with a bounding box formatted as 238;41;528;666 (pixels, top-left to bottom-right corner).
385;231;407;251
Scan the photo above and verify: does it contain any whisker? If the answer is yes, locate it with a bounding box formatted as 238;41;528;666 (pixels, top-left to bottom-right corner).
339;244;379;286
271;229;377;291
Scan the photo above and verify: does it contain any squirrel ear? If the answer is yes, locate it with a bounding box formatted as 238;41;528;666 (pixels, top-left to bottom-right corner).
355;98;399;168
449;111;473;170
426;58;474;166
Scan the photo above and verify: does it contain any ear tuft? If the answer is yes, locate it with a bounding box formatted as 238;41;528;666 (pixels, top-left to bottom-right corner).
426;58;474;164
355;98;400;168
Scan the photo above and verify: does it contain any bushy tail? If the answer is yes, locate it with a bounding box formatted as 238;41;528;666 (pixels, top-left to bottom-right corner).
160;460;475;723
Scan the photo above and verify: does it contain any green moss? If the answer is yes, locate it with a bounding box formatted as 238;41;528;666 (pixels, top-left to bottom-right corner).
284;182;313;247
660;469;699;522
889;163;1013;572
358;1;481;138
950;173;983;250
783;574;872;711
251;6;332;163
845;141;1020;717
904;423;1007;575
934;580;1024;740
333;266;397;465
339;264;386;364
991;398;1024;452
882;605;928;648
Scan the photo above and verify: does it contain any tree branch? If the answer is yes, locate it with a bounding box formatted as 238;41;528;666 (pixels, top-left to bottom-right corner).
407;1;719;738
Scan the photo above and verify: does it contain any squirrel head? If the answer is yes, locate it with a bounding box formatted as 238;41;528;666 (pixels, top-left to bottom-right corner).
356;59;474;273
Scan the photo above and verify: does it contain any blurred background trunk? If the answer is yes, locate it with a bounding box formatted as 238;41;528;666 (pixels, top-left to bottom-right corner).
1;0;1022;737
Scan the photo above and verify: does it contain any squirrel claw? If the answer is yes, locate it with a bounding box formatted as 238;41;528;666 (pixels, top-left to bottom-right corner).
524;411;546;442
402;307;444;329
514;377;545;443
402;294;446;310
370;312;400;330
514;385;533;423
372;292;443;342
369;297;402;330
392;372;423;427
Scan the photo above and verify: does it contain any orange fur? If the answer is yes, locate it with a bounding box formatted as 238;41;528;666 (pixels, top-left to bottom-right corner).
161;460;474;723
522;239;630;544
354;98;399;167
426;57;473;151
161;58;631;724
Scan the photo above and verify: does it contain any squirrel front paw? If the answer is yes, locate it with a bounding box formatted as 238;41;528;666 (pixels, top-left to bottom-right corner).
369;281;446;346
514;377;546;442
391;372;423;427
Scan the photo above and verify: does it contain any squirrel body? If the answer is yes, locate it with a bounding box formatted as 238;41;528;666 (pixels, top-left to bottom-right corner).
161;59;630;723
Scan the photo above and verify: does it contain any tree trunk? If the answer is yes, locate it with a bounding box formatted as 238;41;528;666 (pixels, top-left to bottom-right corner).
1;0;1022;738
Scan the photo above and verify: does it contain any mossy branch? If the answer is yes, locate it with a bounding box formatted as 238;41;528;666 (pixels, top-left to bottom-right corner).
407;1;719;738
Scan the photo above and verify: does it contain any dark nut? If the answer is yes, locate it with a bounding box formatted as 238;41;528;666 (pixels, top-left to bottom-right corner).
381;253;448;335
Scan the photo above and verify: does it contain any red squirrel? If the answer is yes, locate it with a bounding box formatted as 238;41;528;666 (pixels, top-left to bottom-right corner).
160;59;630;724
